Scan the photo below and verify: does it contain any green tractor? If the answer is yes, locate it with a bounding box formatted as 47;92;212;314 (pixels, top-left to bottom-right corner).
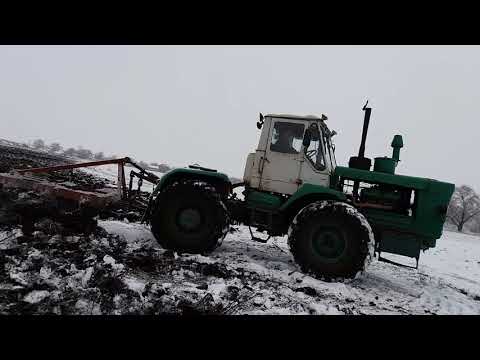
143;102;455;280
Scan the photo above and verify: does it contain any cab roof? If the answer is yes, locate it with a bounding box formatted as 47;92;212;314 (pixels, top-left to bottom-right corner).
265;113;334;137
265;114;323;121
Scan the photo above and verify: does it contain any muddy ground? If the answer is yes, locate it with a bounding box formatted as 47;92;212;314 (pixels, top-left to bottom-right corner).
0;144;221;315
0;225;237;315
0;144;70;173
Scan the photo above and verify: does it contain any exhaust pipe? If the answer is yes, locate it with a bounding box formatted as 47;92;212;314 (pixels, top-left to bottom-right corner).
348;101;373;200
358;102;371;158
349;101;373;171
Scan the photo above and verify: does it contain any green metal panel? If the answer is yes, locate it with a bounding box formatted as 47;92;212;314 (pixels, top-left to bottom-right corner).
362;208;413;228
379;231;422;258
361;181;453;258
245;190;284;210
413;180;455;238
361;208;428;257
373;157;396;174
280;183;347;211
334;165;454;258
360;187;401;203
334;166;430;190
152;168;231;196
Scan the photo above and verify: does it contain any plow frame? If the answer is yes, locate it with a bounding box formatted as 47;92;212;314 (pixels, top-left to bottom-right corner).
8;157;160;207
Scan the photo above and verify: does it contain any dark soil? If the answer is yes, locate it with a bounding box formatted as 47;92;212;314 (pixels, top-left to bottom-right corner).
0;144;70;173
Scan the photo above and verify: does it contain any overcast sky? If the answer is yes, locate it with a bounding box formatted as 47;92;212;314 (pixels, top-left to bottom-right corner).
0;45;478;189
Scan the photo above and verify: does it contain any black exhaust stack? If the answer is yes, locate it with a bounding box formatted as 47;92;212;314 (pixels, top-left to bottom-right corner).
358;102;371;159
349;101;373;200
349;101;372;171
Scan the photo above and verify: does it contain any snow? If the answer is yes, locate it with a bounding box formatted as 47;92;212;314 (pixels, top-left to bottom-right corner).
24;290;50;304
103;255;116;266
98;220;157;244
0;138;30;150
2;211;479;314
81;267;94;287
8;271;29;286
98;222;480;314
123;276;146;295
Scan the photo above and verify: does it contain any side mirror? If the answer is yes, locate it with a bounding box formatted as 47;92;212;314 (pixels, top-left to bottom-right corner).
257;113;264;129
303;129;311;147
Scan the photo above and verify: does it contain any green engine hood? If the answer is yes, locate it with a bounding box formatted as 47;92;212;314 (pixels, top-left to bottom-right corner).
334;166;445;190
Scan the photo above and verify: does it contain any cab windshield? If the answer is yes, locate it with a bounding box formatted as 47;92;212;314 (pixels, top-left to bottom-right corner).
303;122;327;171
324;135;337;169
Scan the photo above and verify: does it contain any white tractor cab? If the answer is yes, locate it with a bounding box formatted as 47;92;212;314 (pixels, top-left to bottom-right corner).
243;113;337;195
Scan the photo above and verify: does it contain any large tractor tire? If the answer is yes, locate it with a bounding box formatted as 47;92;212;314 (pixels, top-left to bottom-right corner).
288;201;374;281
150;181;230;254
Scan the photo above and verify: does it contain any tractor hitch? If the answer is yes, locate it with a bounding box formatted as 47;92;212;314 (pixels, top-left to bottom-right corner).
377;254;419;270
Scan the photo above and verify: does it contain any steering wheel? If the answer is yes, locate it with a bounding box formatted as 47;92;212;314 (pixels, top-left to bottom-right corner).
305;149;317;157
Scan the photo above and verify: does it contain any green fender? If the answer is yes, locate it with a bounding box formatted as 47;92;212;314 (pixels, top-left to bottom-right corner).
152;168;231;197
280;183;347;214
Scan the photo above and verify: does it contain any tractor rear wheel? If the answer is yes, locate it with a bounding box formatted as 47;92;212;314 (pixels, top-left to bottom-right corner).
150;181;230;254
288;201;374;281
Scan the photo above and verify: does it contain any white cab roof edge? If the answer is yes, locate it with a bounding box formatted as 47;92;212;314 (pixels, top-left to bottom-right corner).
265;114;322;121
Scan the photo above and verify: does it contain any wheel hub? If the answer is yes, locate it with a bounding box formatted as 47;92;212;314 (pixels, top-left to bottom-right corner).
311;228;346;262
177;208;202;232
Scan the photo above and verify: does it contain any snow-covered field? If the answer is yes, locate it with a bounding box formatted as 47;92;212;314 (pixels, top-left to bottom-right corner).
0;139;29;149
1;179;479;313
95;220;480;315
83;164;480;314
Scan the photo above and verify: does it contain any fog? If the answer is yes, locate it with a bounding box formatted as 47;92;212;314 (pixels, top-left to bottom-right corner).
0;45;477;189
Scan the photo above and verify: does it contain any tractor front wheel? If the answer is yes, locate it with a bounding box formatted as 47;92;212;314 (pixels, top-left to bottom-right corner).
288;201;374;281
150;181;230;254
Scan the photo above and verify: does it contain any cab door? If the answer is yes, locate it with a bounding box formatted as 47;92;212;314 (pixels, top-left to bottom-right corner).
258;119;306;195
298;122;331;187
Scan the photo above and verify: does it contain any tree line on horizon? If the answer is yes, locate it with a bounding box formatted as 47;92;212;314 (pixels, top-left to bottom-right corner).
30;139;173;173
29;139;244;182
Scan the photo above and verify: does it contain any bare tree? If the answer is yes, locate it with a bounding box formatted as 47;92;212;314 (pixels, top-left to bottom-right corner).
157;164;171;173
48;142;62;154
138;161;149;169
63;148;76;157
470;217;480;233
94;152;105;160
75;148;93;160
447;185;480;232
32;139;45;150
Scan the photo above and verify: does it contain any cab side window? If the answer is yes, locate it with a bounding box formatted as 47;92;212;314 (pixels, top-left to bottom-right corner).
270;122;305;154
